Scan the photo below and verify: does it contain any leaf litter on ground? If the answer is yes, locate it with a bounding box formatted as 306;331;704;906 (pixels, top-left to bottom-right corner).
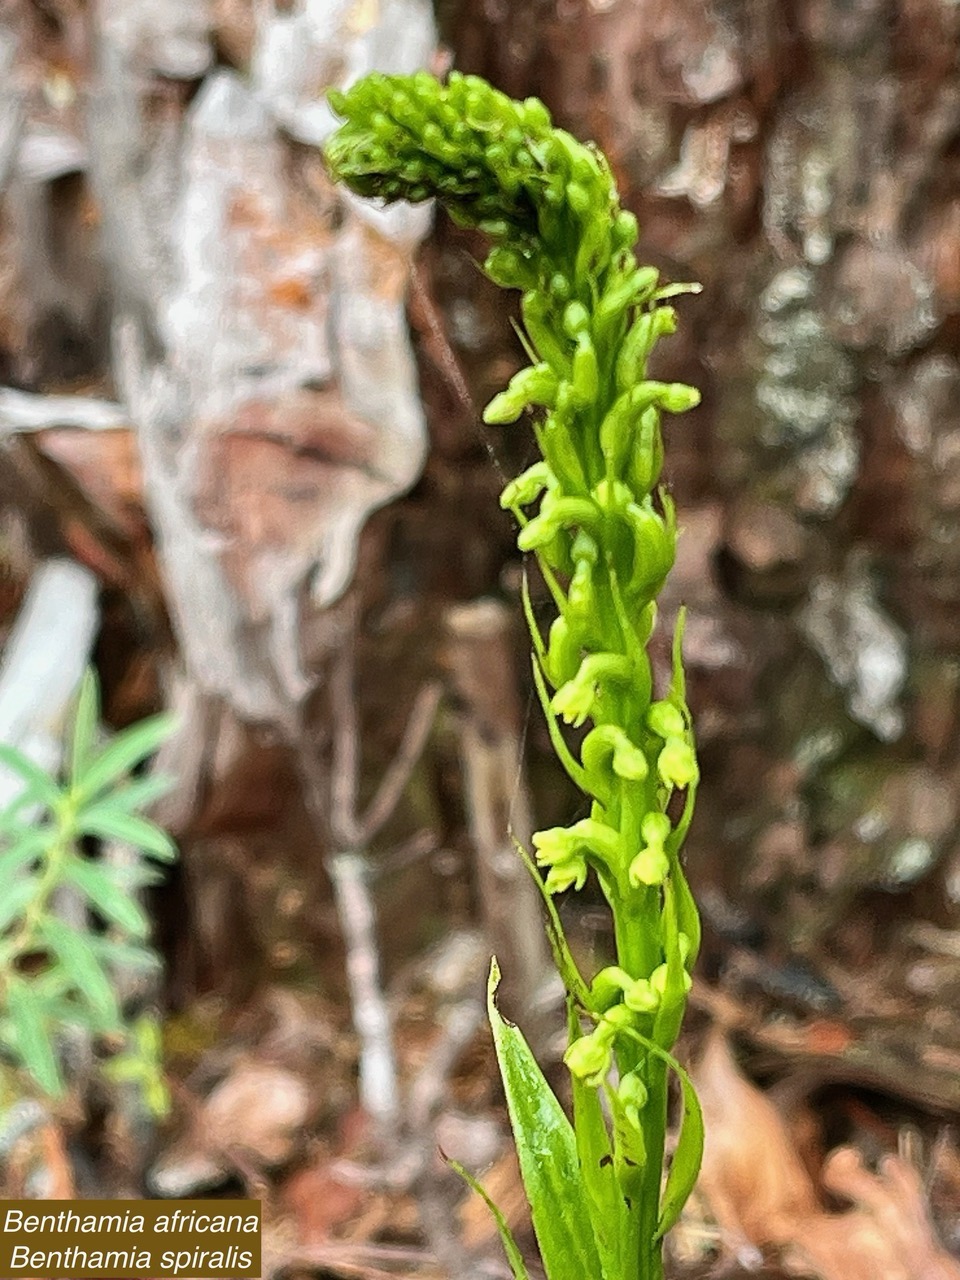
692;1030;960;1280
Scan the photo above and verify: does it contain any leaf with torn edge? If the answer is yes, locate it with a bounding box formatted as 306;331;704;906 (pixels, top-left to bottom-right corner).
488;959;609;1280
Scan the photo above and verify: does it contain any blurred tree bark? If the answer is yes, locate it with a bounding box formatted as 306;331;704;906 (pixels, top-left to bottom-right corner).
430;0;960;1096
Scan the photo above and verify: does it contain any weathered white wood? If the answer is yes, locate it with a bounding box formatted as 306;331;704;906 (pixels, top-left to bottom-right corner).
98;0;213;80
0;559;99;804
88;0;436;721
328;851;399;1127
0;387;127;435
16;126;87;184
253;0;435;151
0;28;23;196
114;315;289;725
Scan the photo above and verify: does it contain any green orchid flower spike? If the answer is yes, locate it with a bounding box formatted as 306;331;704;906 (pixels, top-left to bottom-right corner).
326;70;703;1280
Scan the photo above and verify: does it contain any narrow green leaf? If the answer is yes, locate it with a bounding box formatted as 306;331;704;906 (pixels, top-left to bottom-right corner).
655;1062;704;1241
70;669;100;785
27;963;73;1002
520;569;548;666
43;998;116;1034
89;936;162;975
652;877;687;1052
445;1157;532;1280
105;773;175;814
0;744;60;810
77;805;177;862
106;861;166;893
669;607;688;702
619;1027;704;1242
61;856;151;938
7;981;63;1096
488;960;609;1280
0;877;39;933
530;655;588;791
76;712;176;800
512;836;591;1007
39;920;121;1026
0;827;49;892
0;788;48;831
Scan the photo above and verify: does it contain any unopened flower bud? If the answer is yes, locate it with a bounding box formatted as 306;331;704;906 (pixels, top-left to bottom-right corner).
499;461;553;510
650;962;692;997
648;701;685;739
563;301;590;337
483;363;558;424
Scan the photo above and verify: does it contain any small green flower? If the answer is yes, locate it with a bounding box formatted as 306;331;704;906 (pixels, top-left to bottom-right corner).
647;700;685;739
617;1071;651;1147
623;976;660;1013
543;855;588;894
564;1028;613;1086
551;653;632;727
657;738;699;789
650;962;692;997
499;461;554;511
581;724;649;786
628;811;672;887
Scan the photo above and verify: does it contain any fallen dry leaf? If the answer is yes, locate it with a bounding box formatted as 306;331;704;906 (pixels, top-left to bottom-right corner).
693;1032;960;1280
695;1030;819;1252
785;1147;960;1280
150;1061;311;1197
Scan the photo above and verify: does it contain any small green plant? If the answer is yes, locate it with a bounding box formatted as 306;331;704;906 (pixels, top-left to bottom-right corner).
326;72;703;1280
0;670;175;1112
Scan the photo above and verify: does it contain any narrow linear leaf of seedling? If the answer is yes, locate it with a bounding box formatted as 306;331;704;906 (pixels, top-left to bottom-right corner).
0;668;177;1110
488;960;609;1280
39;920;120;1026
77;806;177;862
0;878;40;933
445;1156;532;1280
105;773;176;814
0;788;48;828
62;855;152;938
0;828;49;894
70;668;100;784
90;936;163;976
75;712;176;802
0;743;61;810
8;980;62;1097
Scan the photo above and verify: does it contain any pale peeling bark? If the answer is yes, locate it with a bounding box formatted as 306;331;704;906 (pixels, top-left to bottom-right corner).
0;29;22;195
85;0;435;723
0;558;98;806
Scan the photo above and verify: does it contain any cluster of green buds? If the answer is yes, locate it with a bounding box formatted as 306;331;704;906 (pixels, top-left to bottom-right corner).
327;71;702;1280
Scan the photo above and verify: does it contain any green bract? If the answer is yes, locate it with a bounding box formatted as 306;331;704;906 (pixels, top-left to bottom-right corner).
327;71;703;1280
